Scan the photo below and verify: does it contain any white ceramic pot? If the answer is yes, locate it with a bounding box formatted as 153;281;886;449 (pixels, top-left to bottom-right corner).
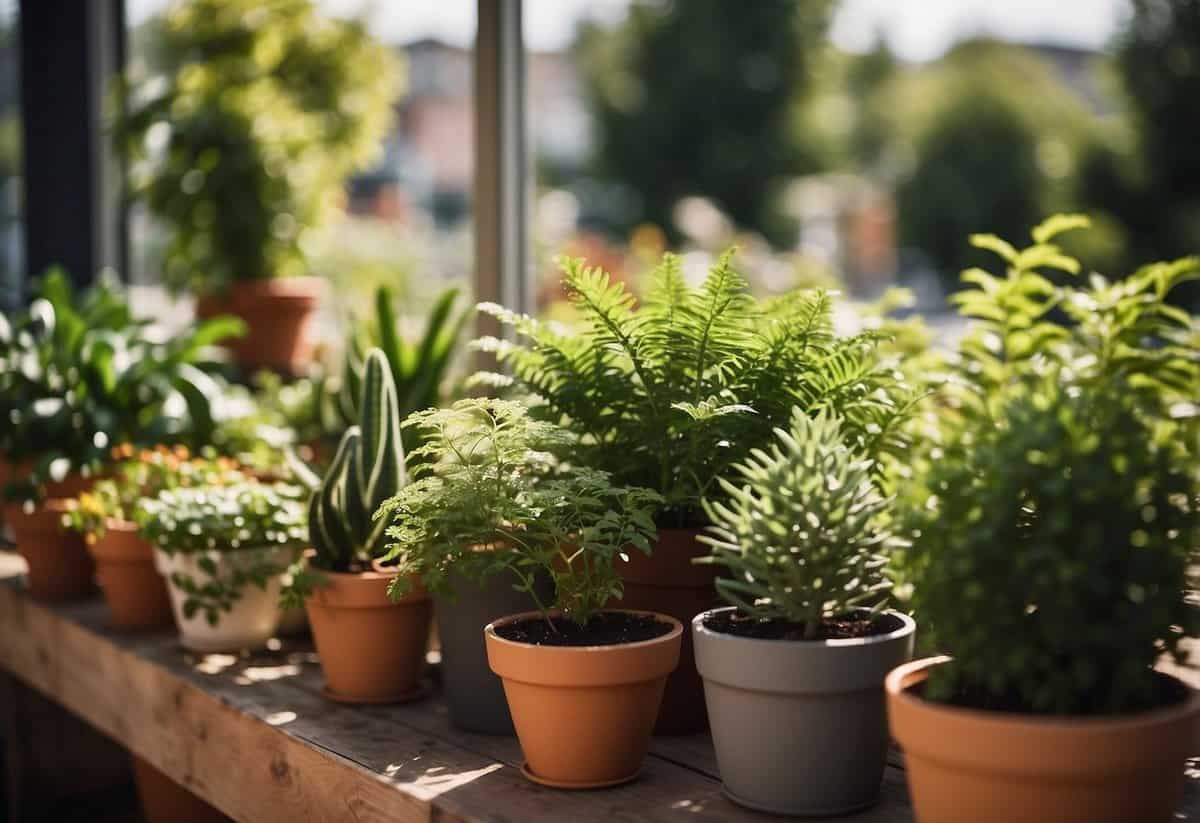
155;545;294;652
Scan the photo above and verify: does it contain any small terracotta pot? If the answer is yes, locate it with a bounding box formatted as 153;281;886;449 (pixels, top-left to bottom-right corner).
3;500;94;601
42;472;99;499
887;656;1200;823
88;520;174;631
613;528;720;733
305;569;431;704
485;609;683;789
196;276;324;374
131;754;232;823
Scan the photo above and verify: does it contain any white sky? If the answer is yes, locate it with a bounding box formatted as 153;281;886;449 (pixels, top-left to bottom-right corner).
128;0;1130;60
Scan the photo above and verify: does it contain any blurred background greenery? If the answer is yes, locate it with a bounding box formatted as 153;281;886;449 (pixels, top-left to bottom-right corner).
4;0;1196;345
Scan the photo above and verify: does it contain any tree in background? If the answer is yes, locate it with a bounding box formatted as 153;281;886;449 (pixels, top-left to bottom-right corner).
1078;0;1200;301
889;40;1100;288
575;0;834;245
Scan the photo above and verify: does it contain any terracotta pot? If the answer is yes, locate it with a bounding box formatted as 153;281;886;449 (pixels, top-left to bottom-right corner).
42;472;98;499
887;656;1200;823
485;609;683;789
305;570;431;703
613;528;720;733
196;276;324;374
695;608;916;815
3;500;94;601
88;520;174;631
131;754;232;823
156;545;293;652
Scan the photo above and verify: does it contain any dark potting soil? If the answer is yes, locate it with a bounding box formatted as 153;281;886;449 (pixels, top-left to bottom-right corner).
494;612;673;647
921;670;1192;716
704;609;905;641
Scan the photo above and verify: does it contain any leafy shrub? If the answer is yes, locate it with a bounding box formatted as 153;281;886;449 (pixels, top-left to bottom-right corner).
700;409;898;639
0;269;241;494
379;399;661;626
117;0;400;293
903;214;1200;714
477;249;915;526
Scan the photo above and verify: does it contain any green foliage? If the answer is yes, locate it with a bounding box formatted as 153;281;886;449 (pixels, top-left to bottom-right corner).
320;286;469;450
117;0;401;294
902;215;1200;715
700;409;897;638
378;399;661;626
306;348;407;574
63;447;244;538
476;250;915;525
135;480;307;626
574;0;833;241
0;268;242;495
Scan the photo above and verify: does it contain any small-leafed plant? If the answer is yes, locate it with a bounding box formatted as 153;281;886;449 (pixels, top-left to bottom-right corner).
476;249;916;526
135;480;307;625
283;349;406;607
378;399;661;626
63;445;244;540
910;384;1198;715
699;409;899;639
903;215;1200;715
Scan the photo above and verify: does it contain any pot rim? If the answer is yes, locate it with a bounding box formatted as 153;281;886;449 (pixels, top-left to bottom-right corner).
103;517;138;533
887;655;1200;731
485;608;683;653
693;606;916;650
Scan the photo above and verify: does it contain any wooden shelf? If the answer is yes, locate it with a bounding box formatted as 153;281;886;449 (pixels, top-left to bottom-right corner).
0;563;1196;822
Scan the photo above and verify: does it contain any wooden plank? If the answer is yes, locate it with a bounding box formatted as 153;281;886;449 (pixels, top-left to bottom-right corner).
1;564;1195;823
0;575;916;823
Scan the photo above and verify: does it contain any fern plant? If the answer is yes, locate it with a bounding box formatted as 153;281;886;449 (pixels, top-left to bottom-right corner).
699;409;897;639
476;249;915;526
288;348;406;603
378;399;661;626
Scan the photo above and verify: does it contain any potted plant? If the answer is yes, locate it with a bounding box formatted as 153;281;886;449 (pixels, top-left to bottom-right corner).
889;217;1200;823
118;0;400;374
0;270;237;600
377;399;560;733
478;250;915;731
380;399;677;785
285;348;431;704
63;446;244;630
692;408;915;815
135;479;307;652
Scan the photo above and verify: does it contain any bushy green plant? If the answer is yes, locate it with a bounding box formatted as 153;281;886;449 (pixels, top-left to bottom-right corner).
699;409;898;639
135;480;307;625
903;214;1200;714
117;0;400;294
378;399;661;626
0;269;242;494
320;286;469;450
477;249;915;526
63;446;245;539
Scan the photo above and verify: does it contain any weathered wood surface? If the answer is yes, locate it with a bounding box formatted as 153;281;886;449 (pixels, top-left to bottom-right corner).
0;557;1196;822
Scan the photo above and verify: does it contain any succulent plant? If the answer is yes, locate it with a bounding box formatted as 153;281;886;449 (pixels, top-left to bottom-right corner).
699;408;899;639
307;347;407;572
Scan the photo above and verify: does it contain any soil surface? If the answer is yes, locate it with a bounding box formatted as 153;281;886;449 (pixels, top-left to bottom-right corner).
703;609;904;641
494;612;673;647
923;670;1192;716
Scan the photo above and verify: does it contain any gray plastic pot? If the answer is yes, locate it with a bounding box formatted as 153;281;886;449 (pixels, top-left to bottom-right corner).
434;569;553;735
693;607;916;816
